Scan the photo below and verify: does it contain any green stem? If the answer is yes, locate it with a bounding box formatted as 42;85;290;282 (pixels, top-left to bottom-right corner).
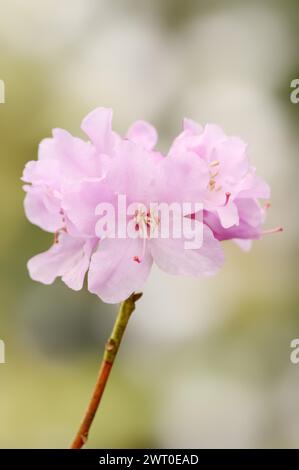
70;292;143;449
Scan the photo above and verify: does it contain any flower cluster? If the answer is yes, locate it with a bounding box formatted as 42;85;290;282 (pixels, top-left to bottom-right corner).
22;108;271;303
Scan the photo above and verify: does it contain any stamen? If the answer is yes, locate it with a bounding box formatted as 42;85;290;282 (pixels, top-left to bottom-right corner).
224;192;231;206
262;226;283;235
53;227;67;245
210;160;220;167
264;202;271;210
210;171;219;179
208;179;216;190
133;207;160;263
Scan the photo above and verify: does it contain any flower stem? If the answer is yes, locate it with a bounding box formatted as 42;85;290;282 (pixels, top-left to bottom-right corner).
70;292;143;449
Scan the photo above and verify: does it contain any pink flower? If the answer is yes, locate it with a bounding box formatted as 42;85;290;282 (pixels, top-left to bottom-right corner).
23;108;162;293
86;138;224;303
23;108;115;291
22;112;110;232
23;108;275;303
169;119;270;228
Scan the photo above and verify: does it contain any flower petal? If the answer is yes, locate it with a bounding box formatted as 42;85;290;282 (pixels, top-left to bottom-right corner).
81;107;115;153
62;178;112;237
183;118;203;134
23;187;62;232
28;234;95;290
62;239;96;290
126;120;158;150
217;202;239;228
238;171;271;200
233;238;252;251
150;224;224;277
88;237;153;303
204;198;263;241
158;151;209;206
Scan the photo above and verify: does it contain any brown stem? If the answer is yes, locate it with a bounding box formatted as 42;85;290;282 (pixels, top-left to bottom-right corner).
70;292;143;449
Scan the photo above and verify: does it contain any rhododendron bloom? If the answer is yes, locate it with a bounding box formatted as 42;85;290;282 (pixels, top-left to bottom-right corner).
86;139;223;303
22;107;273;303
169;119;270;229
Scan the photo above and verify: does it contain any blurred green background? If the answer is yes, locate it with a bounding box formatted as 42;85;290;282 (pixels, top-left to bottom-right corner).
0;0;298;448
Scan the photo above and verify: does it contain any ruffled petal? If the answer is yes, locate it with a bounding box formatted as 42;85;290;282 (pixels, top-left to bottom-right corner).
62;178;113;237
51;128;101;178
217;202;239;228
23;187;62;232
28;234;95;290
150;223;224;277
183;118;203;134
88;237;153;303
157;150;209;206
204;199;263;241
233;239;252;251
81;107;115;153
238;171;271;200
126;120;158;150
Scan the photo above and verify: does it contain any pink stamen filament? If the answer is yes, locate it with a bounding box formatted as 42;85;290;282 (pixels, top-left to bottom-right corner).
262;226;283;235
224;192;231;206
133;208;158;263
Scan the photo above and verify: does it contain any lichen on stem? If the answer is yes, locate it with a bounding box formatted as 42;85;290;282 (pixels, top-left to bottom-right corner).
70;292;143;449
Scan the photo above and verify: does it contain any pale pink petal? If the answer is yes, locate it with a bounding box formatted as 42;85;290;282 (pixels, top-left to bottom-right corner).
62;239;96;290
38;137;56;161
251;175;270;199
238;171;271;199
62;178;112;237
23;188;62;232
51;128;101;178
28;234;95;290
88;237;153;303
157;151;209;206
81;107;115;153
183;118;203;134
22;158;60;185
214;138;249;179
126;120;158;150
168;131;202;156
233;238;252;251
217;202;239;228
150;224;224;277
104;139;157;205
236;198;263;227
198;123;227;157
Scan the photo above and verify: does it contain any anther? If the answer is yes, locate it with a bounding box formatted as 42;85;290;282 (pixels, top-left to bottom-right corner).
53;232;59;244
262;226;283;235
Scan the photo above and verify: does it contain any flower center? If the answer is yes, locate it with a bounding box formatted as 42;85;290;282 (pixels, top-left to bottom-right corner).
132;207;160;264
134;207;159;237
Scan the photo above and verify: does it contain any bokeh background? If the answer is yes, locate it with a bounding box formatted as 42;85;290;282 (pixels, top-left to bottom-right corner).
0;0;298;449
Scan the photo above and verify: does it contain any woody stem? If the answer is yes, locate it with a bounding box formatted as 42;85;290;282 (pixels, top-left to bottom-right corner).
70;292;143;449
